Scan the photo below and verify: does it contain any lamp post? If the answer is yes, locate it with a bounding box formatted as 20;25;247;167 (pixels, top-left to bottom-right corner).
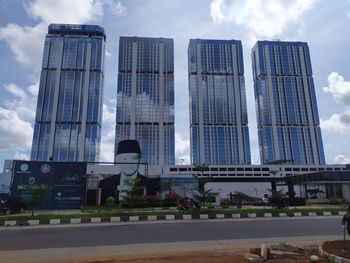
268;169;279;191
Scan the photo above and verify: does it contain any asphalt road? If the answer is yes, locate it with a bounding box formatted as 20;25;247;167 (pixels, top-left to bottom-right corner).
0;217;344;251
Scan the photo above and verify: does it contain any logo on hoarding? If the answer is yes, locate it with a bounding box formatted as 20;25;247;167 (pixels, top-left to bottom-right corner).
20;163;29;172
41;164;51;174
54;191;81;201
28;177;35;185
87;177;98;189
63;174;79;182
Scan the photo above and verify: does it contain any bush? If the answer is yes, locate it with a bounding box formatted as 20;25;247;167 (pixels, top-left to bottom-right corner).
161;201;178;207
120;195;161;209
106;196;115;206
164;192;179;202
328;197;345;205
290;197;306;206
136;195;160;203
220;198;230;208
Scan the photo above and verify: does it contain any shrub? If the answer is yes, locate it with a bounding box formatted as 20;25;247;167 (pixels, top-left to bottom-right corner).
290;197;306;206
135;195;160;203
106;196;115;206
121;195;161;208
328;196;345;205
164;192;179;202
220;198;230;208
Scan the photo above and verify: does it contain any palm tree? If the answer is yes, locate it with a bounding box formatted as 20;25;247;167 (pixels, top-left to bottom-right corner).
163;179;173;195
192;188;215;210
192;164;215;209
194;163;209;191
267;189;287;209
194;163;209;177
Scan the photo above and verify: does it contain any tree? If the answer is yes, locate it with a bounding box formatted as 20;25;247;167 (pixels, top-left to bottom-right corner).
194;163;209;177
192;188;215;210
194;163;210;192
106;196;115;206
267;189;287;209
163;179;174;195
120;177;144;211
23;184;48;216
230;191;255;208
192;173;216;212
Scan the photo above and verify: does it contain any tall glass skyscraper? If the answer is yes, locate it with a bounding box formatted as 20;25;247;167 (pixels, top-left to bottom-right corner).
115;37;175;165
31;24;105;162
188;39;251;165
252;40;325;165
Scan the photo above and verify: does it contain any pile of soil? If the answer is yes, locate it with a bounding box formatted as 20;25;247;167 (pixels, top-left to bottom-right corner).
83;246;323;263
84;251;247;263
323;240;350;259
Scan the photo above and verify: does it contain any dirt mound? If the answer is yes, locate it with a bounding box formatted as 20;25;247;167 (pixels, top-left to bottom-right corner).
323;240;350;259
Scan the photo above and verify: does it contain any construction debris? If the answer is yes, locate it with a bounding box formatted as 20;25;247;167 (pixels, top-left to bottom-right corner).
245;242;327;262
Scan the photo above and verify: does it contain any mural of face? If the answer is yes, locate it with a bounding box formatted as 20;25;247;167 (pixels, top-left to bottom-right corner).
117;153;141;177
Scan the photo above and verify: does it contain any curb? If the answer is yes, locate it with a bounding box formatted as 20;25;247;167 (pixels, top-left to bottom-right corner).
319;243;350;263
0;211;344;227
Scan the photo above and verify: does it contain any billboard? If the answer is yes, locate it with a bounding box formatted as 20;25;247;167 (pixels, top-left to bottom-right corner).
160;176;198;197
10;161;87;209
98;140;160;204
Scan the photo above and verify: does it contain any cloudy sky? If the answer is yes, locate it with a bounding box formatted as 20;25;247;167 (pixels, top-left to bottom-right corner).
0;0;350;169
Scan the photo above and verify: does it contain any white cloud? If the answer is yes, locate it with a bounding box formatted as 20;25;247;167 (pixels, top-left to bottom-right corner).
0;23;46;66
0;108;33;150
320;112;350;134
106;1;127;16
323;72;350;105
334;154;350;164
0;82;37;157
100;128;115;162
103;104;116;124
321;72;350;134
0;0;104;67
210;0;315;37
13;151;30;161
24;0;103;24
320;112;350;133
175;132;190;165
105;49;112;57
3;83;38;121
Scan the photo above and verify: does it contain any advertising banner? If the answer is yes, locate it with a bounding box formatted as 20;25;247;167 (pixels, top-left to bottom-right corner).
10;161;87;209
160;176;198;197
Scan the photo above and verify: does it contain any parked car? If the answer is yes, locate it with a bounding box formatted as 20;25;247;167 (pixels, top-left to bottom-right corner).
260;197;269;205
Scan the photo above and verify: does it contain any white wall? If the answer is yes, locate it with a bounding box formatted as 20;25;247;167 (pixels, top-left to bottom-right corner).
342;184;350;202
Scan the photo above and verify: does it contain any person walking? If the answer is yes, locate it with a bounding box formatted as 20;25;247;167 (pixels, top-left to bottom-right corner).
342;205;350;235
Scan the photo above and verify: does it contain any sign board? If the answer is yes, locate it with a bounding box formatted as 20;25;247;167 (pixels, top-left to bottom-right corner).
10;160;87;209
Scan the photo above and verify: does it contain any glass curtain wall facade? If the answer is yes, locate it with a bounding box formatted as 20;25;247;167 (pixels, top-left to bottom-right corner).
188;39;251;165
31;24;105;162
116;37;175;165
252;41;325;165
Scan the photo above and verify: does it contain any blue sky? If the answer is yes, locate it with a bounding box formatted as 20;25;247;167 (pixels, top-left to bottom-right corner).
1;0;350;168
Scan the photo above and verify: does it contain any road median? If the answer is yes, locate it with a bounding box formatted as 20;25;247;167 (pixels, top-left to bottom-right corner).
0;207;346;227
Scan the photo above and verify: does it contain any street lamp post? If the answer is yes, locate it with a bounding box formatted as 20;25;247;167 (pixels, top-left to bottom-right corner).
268;169;279;191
